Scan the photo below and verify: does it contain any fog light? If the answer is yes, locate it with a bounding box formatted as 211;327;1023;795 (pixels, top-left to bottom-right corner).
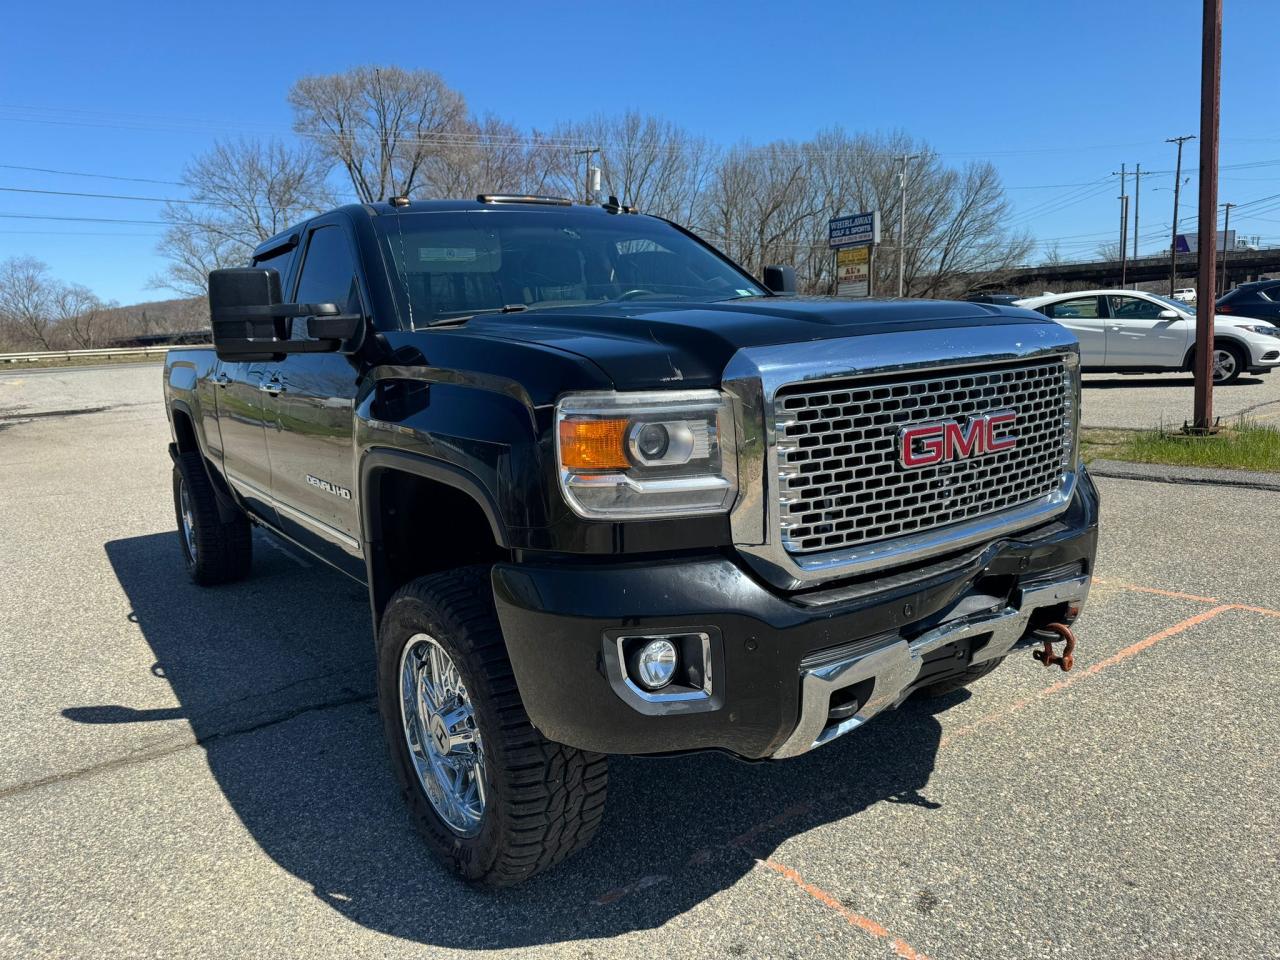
636;639;678;690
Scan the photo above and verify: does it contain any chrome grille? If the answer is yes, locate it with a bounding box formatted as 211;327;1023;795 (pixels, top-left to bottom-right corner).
775;358;1072;555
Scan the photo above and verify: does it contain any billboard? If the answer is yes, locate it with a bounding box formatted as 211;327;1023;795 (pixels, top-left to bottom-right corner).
829;211;880;249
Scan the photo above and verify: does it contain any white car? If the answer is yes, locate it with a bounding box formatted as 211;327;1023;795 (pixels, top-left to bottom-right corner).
1015;289;1280;384
1173;288;1197;304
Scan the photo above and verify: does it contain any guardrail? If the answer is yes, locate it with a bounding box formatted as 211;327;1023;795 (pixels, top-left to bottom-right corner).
0;345;177;365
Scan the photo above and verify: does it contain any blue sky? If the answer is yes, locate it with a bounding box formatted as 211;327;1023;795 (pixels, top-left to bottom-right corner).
1;0;1276;305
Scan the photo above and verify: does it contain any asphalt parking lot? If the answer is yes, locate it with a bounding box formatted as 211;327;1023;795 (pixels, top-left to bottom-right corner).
1081;366;1280;429
2;363;1277;959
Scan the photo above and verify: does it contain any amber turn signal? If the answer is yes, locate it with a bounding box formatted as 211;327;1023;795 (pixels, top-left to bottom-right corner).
558;417;631;471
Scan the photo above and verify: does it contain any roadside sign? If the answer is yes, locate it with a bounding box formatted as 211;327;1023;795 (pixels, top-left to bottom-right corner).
829;211;880;249
836;245;871;297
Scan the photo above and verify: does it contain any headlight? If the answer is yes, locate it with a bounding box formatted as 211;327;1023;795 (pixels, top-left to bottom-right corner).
556;390;737;519
1238;324;1280;337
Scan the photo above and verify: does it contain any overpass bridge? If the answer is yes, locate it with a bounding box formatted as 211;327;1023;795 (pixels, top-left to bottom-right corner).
996;247;1280;292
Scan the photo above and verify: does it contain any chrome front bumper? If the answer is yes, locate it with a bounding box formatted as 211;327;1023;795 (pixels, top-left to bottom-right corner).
771;573;1092;759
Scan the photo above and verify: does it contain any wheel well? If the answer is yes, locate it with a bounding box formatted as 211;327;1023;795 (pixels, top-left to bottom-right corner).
172;407;198;453
1182;338;1246;370
368;469;510;620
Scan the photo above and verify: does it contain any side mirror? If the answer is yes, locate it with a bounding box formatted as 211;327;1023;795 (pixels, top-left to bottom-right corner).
1157;309;1179;319
763;264;798;296
209;268;363;360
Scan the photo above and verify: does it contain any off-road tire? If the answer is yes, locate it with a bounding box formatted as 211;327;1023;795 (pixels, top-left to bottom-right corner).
172;450;252;585
917;656;1005;698
377;566;609;886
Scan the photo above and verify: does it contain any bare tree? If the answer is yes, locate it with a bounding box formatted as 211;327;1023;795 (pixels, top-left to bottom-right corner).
541;112;718;222
153;139;333;296
422;114;542;198
52;283;106;348
702;141;823;281
694;130;1029;297
0;256;56;349
290;66;467;202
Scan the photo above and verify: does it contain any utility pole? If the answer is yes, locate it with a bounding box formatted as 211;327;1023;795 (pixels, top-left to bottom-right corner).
1191;0;1221;434
1112;163;1128;286
1117;193;1130;287
572;146;602;204
1132;163;1151;268
895;154;920;297
1166;134;1195;296
1220;202;1234;291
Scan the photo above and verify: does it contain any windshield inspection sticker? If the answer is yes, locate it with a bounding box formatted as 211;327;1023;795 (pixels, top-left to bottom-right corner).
419;247;478;262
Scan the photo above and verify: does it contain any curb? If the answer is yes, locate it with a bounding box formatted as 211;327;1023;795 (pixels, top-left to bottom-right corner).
1087;458;1280;492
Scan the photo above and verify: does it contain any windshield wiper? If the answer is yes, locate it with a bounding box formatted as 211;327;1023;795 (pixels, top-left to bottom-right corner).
426;304;528;328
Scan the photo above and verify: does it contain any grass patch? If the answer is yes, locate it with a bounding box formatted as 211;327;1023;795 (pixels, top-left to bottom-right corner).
1081;420;1280;473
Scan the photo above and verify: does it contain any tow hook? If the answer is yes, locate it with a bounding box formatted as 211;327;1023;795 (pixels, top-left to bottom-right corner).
1031;622;1076;672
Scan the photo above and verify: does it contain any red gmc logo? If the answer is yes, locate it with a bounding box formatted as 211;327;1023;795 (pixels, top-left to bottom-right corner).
898;411;1018;468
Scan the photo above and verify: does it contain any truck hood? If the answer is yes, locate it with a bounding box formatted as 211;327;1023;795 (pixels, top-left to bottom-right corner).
453;297;1055;389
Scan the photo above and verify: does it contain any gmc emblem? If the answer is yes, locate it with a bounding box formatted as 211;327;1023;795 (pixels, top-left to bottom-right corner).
898;411;1017;469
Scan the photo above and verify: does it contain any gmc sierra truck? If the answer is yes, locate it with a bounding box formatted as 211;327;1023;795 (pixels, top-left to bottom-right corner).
163;195;1098;886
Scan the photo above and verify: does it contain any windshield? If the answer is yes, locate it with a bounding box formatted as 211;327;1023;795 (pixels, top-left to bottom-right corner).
375;209;765;326
1150;293;1195;315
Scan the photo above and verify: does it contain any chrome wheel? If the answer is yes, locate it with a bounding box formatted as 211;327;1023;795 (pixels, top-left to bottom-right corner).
1212;348;1238;382
398;633;487;837
178;481;196;561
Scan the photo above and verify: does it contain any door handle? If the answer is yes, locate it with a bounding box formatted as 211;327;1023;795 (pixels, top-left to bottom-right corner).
212;372;231;388
258;376;286;395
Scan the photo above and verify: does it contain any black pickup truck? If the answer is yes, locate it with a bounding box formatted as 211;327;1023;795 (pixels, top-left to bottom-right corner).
163;195;1098;885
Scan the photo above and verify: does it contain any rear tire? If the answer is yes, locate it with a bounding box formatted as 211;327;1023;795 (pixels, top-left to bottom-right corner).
377;566;608;886
172;450;252;585
917;656;1004;698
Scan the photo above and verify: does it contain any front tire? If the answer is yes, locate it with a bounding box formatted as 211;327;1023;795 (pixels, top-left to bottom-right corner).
1212;342;1247;385
377;567;608;886
172;450;252;585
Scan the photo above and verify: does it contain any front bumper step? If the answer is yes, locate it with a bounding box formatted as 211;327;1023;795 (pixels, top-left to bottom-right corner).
770;574;1092;759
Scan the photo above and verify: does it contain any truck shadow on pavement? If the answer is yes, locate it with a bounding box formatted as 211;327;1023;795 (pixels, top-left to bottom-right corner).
88;531;951;950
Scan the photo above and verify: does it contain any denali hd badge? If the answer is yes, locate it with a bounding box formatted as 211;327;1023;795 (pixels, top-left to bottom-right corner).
306;475;353;500
898;411;1017;469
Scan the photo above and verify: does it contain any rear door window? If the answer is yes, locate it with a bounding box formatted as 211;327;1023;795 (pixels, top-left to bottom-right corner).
1043;296;1104;319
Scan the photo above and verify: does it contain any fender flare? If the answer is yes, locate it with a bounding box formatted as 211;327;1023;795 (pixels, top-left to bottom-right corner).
169;399;242;525
359;447;510;625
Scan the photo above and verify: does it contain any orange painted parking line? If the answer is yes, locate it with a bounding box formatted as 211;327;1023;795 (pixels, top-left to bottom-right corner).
1092;575;1280;617
594;600;1276;910
759;858;930;960
941;604;1236;747
1233;603;1280;619
1091;576;1220;604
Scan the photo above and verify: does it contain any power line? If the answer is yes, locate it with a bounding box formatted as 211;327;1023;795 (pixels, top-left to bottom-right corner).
0;163;185;186
0;212;167;224
0;185;215;206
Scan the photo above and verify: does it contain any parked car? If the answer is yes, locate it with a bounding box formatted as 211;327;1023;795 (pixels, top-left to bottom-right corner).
164;196;1098;884
1216;278;1280;325
964;292;1022;306
1015;289;1280;384
1173;288;1197;304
